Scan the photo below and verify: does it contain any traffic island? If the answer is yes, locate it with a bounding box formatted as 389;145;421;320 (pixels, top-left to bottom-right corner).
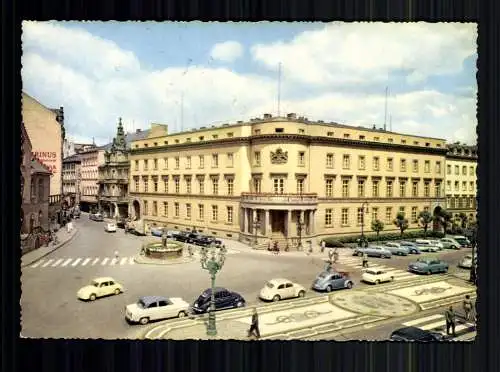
134;240;195;265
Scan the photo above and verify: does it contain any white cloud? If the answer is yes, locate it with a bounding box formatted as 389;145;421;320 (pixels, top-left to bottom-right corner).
251;22;476;87
21;22;477;147
209;41;244;63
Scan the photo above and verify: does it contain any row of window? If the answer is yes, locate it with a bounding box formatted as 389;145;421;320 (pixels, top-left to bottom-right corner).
81;170;98;179
134;153;233;172
99;169;128;178
446;196;476;209
447;164;476;176
133;153;444;173
132;176;443;198
324;206;431;227
134;127;442;148
446;180;476;193
142;201;234;224
82;186;98;196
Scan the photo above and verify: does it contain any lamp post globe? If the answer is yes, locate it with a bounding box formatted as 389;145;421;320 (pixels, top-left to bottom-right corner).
200;242;227;336
360;202;369;247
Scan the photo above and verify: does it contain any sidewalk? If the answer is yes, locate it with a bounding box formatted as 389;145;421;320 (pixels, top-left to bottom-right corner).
21;225;79;267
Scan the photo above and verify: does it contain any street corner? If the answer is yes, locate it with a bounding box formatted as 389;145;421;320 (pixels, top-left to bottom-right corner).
230;302;356;338
329;290;419;318
133;254;196;266
387;280;475;304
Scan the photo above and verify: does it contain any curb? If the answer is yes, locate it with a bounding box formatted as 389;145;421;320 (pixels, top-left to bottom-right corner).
21;229;80;268
133;255;196;266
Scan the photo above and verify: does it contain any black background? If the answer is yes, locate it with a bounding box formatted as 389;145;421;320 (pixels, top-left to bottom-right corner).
2;0;498;371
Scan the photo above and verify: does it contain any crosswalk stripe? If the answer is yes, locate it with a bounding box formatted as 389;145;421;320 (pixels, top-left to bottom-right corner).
129;257;135;265
403;314;443;326
120;257;127;265
81;258;91;266
71;258;82;267
92;258;100;265
61;258;73;267
101;258;109;265
31;260;45;268
51;258;64;267
394;274;418;280
42;259;54;267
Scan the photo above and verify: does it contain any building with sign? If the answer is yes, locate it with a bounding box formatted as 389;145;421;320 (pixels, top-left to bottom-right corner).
128;114;448;248
62;154;82;209
22;92;65;224
444;143;477;226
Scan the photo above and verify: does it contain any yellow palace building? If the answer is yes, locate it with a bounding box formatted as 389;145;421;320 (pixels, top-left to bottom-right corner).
126;113;456;249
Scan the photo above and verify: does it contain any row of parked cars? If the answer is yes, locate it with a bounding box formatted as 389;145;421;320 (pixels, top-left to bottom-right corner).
150;227;223;247
352;236;471;258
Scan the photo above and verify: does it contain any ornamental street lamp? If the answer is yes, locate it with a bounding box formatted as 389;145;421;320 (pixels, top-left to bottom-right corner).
360;202;369;247
253;218;260;247
297;217;304;250
200;243;228;336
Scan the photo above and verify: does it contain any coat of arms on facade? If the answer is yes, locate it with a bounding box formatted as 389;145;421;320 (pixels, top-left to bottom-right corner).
270;148;288;164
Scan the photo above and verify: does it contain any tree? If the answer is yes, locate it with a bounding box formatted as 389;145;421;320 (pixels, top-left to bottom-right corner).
371;219;385;240
433;208;452;233
393;212;409;237
418;211;433;237
459;212;469;229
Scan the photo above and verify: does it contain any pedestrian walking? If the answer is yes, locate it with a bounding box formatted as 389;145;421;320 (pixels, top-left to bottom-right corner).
362;252;369;268
187;244;193;257
463;295;473;321
320;240;326;253
445;306;457;337
114;250;119;260
328;249;334;264
273;241;279;255
333;248;339;264
247;307;260;338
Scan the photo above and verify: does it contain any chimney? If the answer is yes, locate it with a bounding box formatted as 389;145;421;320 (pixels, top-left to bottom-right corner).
263;113;272;119
287;113;297;120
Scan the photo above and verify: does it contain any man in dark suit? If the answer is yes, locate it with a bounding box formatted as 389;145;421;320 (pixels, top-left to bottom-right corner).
445;305;457;337
247;307;260;338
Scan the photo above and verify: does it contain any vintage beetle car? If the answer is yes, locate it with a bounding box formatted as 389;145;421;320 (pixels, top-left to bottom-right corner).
312;270;354;292
191;287;245;314
390;326;444;341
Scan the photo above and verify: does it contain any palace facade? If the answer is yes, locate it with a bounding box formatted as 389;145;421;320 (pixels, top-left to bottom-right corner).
128;113;448;248
445;143;477;225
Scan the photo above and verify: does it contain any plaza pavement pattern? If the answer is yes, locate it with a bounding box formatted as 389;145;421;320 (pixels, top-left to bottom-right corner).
140;274;476;341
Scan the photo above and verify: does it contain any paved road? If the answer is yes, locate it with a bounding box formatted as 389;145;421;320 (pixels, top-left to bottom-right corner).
21;216;473;339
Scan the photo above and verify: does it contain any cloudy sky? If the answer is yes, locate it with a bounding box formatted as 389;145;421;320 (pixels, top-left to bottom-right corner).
22;21;477;146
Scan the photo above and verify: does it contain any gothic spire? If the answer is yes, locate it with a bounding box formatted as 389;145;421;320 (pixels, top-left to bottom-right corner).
115;117;126;150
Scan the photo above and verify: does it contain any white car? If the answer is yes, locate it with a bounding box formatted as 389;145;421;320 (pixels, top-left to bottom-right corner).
428;240;444;250
415;239;440;252
440;237;462;250
125;296;190;325
361;269;395;284
458;253;477;269
259;278;306;302
77;277;124;301
104;223;117;232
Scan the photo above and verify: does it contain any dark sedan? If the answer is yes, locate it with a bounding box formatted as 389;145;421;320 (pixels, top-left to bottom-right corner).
173;231;192;242
191;287;245;314
390;326;444;341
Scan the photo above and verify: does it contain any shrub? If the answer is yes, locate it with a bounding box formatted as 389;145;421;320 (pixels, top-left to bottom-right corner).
324;229;445;244
322;239;345;248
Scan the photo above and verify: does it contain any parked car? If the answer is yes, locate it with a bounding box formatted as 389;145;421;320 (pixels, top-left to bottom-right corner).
89;213;104;221
390;326;444;341
150;226;167;237
383;242;410;256
414;239;440;252
259;278;306;302
408;258;449;275
125;296;190;325
399;241;421;254
353;246;392;258
173;231;191;242
458;253;477;269
189;234;214;247
362;268;395;284
191;287;245;314
77;277;123;301
450;235;472;248
440;237;461;250
104;223;117;233
312;270;354;292
73;209;81;218
428;240;444;250
204;236;223;246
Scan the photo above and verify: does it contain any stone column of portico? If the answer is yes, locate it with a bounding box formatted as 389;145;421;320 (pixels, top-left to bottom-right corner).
287;210;292;238
300;210;305;237
310;210;315;234
244;208;249;234
264;209;270;237
252;209;257;235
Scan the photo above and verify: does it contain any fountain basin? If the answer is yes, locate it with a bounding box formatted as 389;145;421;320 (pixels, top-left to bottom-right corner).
142;241;183;260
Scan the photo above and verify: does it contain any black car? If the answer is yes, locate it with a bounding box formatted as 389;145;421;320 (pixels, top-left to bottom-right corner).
191;287;246;314
390;326;445;341
189;234;214;247
173;231;191;242
205;236;223;246
89;213;104;222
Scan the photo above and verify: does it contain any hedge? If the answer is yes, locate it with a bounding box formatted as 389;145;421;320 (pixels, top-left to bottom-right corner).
323;230;445;245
